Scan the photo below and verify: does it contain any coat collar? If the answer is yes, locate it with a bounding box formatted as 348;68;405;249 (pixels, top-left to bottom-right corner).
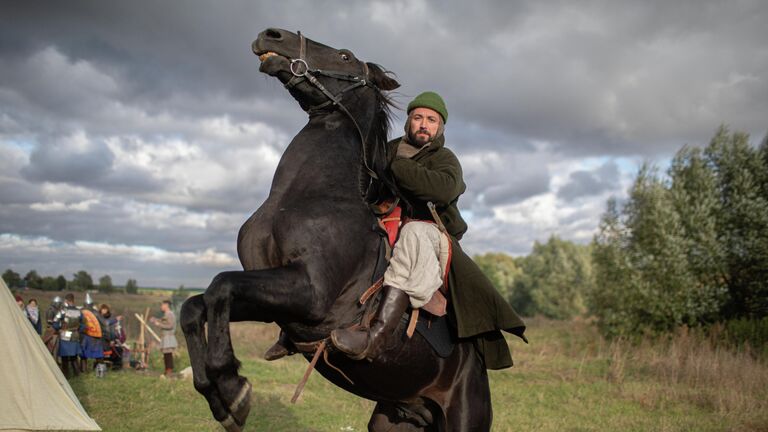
392;134;445;152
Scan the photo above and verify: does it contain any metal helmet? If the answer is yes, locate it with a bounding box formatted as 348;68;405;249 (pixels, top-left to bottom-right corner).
85;292;94;307
52;296;62;306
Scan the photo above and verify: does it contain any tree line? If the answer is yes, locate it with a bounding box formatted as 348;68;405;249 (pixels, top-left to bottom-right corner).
476;127;767;345
591;127;767;338
3;268;140;294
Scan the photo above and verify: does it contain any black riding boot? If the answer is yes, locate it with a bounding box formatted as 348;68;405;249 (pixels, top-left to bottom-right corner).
331;286;410;361
263;330;296;361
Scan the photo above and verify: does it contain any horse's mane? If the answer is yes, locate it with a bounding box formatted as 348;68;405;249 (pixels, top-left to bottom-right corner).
364;81;407;210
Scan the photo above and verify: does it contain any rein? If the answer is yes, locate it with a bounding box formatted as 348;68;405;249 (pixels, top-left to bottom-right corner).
284;31;380;184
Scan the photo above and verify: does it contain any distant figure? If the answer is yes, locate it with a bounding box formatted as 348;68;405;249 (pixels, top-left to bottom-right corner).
53;293;83;378
25;298;42;335
15;294;24;310
150;300;177;377
43;296;64;364
80;293;105;372
100;303;126;369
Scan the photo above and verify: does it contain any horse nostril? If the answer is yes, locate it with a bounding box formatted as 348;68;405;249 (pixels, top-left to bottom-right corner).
265;28;282;40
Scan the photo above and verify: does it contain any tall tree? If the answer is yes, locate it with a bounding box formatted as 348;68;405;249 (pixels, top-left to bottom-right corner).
474;253;520;301
125;278;138;294
592;165;706;336
98;275;114;293
71;270;94;292
41;276;58;291
56;275;67;291
24;270;43;290
668;145;728;322
2;269;22;288
516;235;593;320
590;198;638;336
705;127;768;318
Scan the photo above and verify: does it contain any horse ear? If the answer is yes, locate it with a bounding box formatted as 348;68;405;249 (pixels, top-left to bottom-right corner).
367;63;400;91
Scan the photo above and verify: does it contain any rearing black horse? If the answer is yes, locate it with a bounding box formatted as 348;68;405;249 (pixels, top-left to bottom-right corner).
181;28;493;432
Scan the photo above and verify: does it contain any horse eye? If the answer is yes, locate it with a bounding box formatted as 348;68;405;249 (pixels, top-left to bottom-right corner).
340;53;350;61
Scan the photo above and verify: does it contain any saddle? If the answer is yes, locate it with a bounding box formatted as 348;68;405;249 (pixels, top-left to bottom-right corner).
373;202;450;318
363;201;453;356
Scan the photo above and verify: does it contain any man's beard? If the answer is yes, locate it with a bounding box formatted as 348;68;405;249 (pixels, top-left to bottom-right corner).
407;128;432;147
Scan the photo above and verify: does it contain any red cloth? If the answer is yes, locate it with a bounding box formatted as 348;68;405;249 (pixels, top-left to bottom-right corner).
380;205;402;247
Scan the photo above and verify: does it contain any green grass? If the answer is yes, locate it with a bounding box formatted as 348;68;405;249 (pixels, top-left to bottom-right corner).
41;291;766;432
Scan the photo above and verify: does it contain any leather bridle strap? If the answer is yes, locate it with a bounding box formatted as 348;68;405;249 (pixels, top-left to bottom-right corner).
285;31;379;183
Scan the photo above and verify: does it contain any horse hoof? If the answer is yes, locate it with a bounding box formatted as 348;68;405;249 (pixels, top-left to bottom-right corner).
229;380;252;427
220;414;241;432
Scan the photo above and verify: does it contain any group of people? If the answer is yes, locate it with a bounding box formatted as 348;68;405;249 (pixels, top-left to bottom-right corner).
38;293;128;378
15;292;179;379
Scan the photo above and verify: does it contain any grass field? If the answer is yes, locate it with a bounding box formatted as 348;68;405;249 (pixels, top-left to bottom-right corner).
17;289;768;431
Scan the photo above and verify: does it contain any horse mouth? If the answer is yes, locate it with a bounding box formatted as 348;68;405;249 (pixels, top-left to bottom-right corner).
258;51;279;62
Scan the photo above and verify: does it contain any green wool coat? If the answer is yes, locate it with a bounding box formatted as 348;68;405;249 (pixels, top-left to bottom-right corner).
387;136;527;370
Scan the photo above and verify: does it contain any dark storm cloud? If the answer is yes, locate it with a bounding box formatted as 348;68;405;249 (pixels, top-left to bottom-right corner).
483;173;551;206
0;178;44;205
4;0;766;155
21;135;114;185
557;161;620;202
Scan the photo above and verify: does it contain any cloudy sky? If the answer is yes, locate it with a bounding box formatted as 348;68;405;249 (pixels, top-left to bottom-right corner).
1;1;766;288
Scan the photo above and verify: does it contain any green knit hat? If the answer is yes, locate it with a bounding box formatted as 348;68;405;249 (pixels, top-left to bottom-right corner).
407;91;448;124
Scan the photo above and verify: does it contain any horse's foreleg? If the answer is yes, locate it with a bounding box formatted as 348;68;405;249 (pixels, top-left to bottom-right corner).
180;295;231;426
202;265;316;429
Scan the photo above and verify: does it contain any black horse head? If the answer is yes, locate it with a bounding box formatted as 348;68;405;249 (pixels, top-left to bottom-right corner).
253;28;403;206
253;28;399;112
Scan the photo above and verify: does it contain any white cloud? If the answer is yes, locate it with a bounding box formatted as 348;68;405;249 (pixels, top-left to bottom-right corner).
1;233;238;267
30;199;99;212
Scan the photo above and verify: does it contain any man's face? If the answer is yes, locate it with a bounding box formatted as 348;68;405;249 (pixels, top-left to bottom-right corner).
408;107;441;147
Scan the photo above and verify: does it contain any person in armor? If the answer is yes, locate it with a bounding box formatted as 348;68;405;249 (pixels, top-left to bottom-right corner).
53;293;83;378
100;303;126;369
80;293;105;372
43;296;63;364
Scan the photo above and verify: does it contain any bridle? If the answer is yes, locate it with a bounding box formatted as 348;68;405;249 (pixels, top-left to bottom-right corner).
283;31;379;183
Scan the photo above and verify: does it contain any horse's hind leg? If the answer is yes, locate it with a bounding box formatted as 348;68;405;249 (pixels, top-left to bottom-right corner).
368;402;438;432
202;265;318;429
443;346;492;432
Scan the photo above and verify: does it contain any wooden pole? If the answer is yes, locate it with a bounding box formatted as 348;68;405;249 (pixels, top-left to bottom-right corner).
134;313;162;342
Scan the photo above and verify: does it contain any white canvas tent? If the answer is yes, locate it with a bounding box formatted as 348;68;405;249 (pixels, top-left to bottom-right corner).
0;279;100;431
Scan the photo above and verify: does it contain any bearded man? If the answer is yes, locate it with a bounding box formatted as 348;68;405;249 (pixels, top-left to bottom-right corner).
331;92;527;369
